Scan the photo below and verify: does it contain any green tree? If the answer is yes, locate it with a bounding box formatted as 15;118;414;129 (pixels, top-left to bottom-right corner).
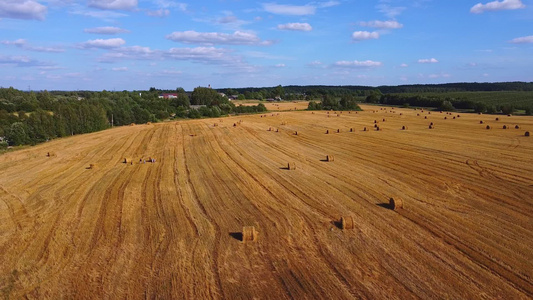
6;122;29;145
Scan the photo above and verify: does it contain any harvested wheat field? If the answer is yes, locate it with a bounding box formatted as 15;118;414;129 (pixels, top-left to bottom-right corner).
1;104;532;299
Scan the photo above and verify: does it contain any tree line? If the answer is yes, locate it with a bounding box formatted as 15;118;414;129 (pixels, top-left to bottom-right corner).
0;87;266;148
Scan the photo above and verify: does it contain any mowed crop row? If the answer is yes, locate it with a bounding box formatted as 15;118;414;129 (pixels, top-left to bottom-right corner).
0;105;532;299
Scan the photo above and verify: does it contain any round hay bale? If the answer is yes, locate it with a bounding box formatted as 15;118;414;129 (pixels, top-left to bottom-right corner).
453;116;456;119
130;123;135;126
507;114;512;117
276;128;279;132
425;116;428;119
402;126;408;130
382;118;386;122
389;197;403;210
515;125;520;129
287;162;296;170
400;113;403;116
268;127;272;131
242;226;257;242
88;164;96;169
47;151;56;157
341;216;354;230
337;114;340;117
123;158;132;164
444;117;447;120
495;117;499;121
525;131;530;137
326;155;335;162
503;125;508;129
326;130;329;134
374;124;378;128
457;115;460;118
428;112;431;114
486;125;491;129
429;124;434;129
336;129;340;133
233;123;237;127
146;122;151;125
363;127;367;131
350;128;353;132
375;126;381;131
328;115;331;118
480;120;484;124
294;131;298;135
430;122;434;126
374;120;377;124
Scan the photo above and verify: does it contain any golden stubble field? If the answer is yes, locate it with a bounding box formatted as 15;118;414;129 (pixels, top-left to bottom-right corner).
0;104;532;299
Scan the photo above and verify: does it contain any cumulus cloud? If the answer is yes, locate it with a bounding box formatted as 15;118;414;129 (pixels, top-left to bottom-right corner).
352;31;379;41
359;20;403;29
400;63;408;67
0;0;47;20
509;35;533;44
112;67;128;71
1;39;64;53
470;0;525;13
418;58;438;63
155;0;187;10
98;44;240;65
84;26;130;34
334;60;382;68
78;38;126;49
262;3;316;15
166;31;273;46
275;63;286;67
88;0;138;10
277;22;312;31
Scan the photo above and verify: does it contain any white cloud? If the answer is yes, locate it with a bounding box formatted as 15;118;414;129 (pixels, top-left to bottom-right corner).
112;67;128;71
88;0;138;10
165;47;236;63
277;22;312;31
262;3;316;15
275;63;286;67
352;31;379;41
334;60;382;68
0;55;50;67
318;1;340;8
400;63;408;67
1;39;64;53
155;0;187;11
0;0;47;20
146;8;170;17
166;31;273;46
376;4;405;18
418;58;438;63
70;8;128;19
470;0;525;13
308;60;322;66
1;39;26;46
84;26;130;34
359;20;403;29
78;38;126;49
509;35;533;44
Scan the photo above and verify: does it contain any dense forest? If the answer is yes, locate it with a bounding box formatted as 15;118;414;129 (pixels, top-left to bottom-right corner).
0;87;266;148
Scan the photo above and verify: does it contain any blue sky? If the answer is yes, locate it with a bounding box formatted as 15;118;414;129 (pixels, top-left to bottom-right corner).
0;0;532;91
